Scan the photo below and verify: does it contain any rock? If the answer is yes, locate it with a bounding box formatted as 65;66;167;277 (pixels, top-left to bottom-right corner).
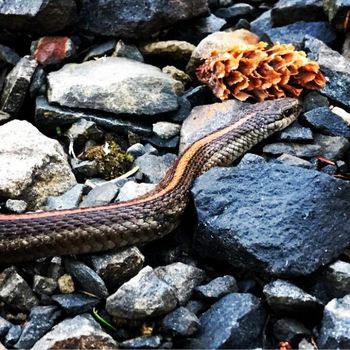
0;267;38;312
314;133;350;160
277;122;313;142
83;40;117;62
113;40;144;62
0;120;76;209
271;0;325;26
304;36;350;109
57;274;75;294
120;335;162;349
5;199;27;213
143;134;179;149
320;164;337;175
343;32;350;60
31;314;117;349
47;57;179;115
106;266;178;319
302;107;350;138
264;21;336;47
263;142;321;158
250;10;273;37
263;280;323;316
191;162;350;277
52;293;99;315
44;184;84;211
298;338;317;349
162;66;191;86
0;0;77;34
184;300;208;315
186;29;259;74
0;43;20;66
116;181;156;202
33;275;57;295
35;96;152;136
214;3;254;21
195;275;238;300
332;106;350;125
162;306;200;336
64;259;108;299
324;0;350;29
135;153;176;183
32;36;75;66
0;56;37;116
155;262;206;305
275;154;313;169
127;143;146;158
65;119;103;148
15;306;61;349
141;40;195;62
0;111;10;123
79;0;208;38
153;122;180;139
303;91;329;111
183;85;214;107
80;182;119;208
88;246;145;291
273;318;311;343
4;325;21;348
0;316;11;338
189;293;266;349
317;294;350;348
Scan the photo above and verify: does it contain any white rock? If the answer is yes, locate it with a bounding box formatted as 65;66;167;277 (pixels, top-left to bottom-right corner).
153;121;181;139
117;181;156;202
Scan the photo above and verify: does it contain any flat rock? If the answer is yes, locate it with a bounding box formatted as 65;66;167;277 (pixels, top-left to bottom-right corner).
250;10;273;37
80;182;119;208
106;266;178;319
44;184;84;211
31;314;117;350
263;142;321;158
116;181;156;202
153;121;181;139
195;275;238;300
317;294;350;348
314;133;350;160
303;91;330;111
120;335;162;349
0;120;76;209
275;154;313;169
277;121;313;142
51;294;99;315
0;56;37;116
47;57;179;115
0;0;77;34
191;161;350;277
304;36;350;109
214;3;254;21
189;293;266;349
78;0;209;38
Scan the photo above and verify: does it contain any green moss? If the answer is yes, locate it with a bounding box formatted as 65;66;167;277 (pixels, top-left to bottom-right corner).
82;136;134;180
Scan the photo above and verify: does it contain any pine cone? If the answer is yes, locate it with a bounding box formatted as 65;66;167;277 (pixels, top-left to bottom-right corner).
196;41;326;102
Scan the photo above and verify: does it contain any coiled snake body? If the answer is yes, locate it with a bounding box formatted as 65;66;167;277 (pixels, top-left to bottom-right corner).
0;98;301;264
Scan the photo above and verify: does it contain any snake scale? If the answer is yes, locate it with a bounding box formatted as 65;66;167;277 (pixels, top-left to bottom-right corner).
0;98;301;264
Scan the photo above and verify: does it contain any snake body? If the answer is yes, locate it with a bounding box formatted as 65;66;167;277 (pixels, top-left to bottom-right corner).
0;98;301;264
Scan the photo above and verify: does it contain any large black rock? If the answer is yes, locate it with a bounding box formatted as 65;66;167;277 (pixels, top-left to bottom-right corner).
191;158;350;277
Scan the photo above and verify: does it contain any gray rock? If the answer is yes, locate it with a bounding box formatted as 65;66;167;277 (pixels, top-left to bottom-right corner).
277;122;313;142
302;107;350;138
317;294;350;348
0;43;20;66
304;36;350;109
303;91;329;111
106;266;178;319
71;159;99;181
273;318;311;343
162;306;200;336
0;267;38;312
120;335;162;349
189;293;266;349
0;111;10;123
250;10;273;37
65;119;103;148
64;259;109;299
184;300;208;315
275;154;313;169
52;293;99;315
78;0;208;38
83;40;117;62
314;133;350;160
191;162;350;277
116;181;156;202
153;122;180;139
263;142;321;158
135;153;176;183
5;198;27;213
263;280;323;316
0;0;77;34
155;262;206;305
4;325;21;348
0;56;37;116
264;21;336;47
32;275;57;295
214;3;254;21
323;0;350;29
271;0;325;26
47;57;179;115
88;246;145;291
35;96;153;136
195;275;238;300
31;314;117;350
0;120;76;209
80;182;119;208
144;134;179;149
320;164;337;175
44;184;84;211
113;40;144;62
182;85;214;108
144;143;159;155
127;143;146;158
299;338;316;349
15;306;61;349
0;316;11;338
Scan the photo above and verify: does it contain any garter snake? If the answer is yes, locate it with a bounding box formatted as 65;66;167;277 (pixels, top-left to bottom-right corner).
0;98;301;264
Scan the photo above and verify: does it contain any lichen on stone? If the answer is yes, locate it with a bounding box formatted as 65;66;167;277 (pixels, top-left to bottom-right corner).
81;135;134;180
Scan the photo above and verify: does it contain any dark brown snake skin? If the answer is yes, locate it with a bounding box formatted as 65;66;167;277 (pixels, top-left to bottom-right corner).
0;98;301;264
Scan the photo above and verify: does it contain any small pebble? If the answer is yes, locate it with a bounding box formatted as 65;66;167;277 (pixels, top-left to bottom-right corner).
57;274;75;294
